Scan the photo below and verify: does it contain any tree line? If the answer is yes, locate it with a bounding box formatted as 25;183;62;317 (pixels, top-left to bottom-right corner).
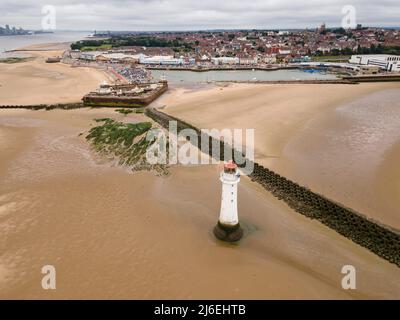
315;44;400;56
71;36;194;51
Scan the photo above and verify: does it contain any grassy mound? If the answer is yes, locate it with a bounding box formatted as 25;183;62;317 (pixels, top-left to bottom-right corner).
86;118;167;174
115;108;134;115
115;108;146;115
0;57;31;64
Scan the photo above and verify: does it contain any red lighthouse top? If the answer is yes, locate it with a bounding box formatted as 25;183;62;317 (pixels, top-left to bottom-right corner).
224;161;237;173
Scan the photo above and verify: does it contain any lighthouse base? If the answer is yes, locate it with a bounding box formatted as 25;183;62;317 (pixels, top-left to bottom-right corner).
213;221;243;242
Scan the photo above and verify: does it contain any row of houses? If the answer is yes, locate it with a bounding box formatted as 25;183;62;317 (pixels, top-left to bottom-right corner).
72;49;400;72
72;50;276;66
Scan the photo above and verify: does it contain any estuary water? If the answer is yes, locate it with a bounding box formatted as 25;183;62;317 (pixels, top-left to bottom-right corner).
151;69;337;84
1;108;399;299
0;31;89;55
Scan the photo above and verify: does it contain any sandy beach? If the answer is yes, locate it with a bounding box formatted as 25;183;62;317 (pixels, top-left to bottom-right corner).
0;108;399;299
0;42;399;298
0;43;108;105
159;82;400;230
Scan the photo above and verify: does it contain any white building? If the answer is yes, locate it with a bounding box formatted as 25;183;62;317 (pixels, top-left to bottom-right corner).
139;55;184;65
262;54;277;64
349;54;400;72
187;58;196;65
80;51;103;61
317;46;331;54
239;57;258;65
278;49;291;56
68;50;81;59
96;53;140;63
211;57;240;65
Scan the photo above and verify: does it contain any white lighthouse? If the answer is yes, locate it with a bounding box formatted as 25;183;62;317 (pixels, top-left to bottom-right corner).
213;161;243;242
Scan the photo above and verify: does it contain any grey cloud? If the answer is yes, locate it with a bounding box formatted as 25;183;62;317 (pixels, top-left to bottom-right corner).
0;0;399;30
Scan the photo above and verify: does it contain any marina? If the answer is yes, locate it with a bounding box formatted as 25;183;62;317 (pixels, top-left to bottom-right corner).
150;68;337;84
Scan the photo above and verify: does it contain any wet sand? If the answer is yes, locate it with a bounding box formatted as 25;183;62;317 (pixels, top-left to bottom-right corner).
160;82;400;229
0;108;399;299
0;43;108;105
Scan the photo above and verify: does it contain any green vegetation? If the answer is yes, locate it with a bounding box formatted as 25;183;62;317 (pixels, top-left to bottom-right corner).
311;55;351;62
331;27;346;35
356;44;400;55
81;44;112;51
313;44;400;58
115;108;134;115
134;108;145;114
115;108;145;115
86;118;167;174
71;36;194;51
257;46;265;53
0;57;31;64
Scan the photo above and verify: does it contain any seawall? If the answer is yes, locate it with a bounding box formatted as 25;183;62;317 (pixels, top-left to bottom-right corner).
0;103;85;110
342;74;400;82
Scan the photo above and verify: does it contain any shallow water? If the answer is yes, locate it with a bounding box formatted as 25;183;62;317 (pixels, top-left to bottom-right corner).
277;89;400;229
0;109;399;299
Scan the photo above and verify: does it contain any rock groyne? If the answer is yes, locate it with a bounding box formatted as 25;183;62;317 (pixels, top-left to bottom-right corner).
342;74;400;82
0;103;85;110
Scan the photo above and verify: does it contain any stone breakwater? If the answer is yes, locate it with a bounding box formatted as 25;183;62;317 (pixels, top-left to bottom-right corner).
145;107;400;267
342;74;400;82
0;103;85;110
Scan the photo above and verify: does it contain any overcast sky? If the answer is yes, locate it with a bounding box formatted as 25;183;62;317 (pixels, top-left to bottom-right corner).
1;0;399;31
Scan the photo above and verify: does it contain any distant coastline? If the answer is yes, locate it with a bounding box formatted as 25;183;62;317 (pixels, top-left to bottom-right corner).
0;31;90;53
0;24;56;37
0;31;54;36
